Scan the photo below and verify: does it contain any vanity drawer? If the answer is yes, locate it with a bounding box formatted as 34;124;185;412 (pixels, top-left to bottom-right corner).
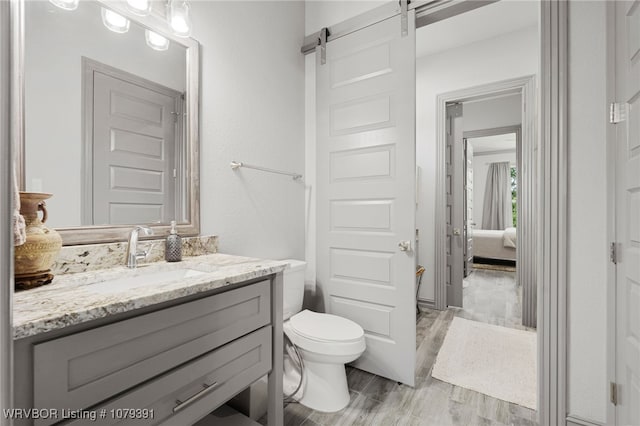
65;326;272;426
33;280;271;422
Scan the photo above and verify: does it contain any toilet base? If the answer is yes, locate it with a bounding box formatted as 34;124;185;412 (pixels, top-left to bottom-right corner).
295;358;351;413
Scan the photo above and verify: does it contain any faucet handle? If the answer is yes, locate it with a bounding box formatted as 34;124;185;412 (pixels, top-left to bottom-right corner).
135;225;154;236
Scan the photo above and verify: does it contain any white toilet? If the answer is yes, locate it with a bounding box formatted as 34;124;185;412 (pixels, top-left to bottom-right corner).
282;260;366;413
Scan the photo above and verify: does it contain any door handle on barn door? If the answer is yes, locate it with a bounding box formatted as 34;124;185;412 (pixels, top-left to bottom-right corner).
398;240;411;252
453;228;461;236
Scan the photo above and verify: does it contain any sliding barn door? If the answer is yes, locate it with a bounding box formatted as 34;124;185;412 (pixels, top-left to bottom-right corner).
316;12;417;386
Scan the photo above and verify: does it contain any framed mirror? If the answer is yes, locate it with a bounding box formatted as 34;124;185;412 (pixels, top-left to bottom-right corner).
13;0;200;245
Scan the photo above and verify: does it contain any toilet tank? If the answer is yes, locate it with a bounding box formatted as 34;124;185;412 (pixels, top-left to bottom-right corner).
282;259;306;320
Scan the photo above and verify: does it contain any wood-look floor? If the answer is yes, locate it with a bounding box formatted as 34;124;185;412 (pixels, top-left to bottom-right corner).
261;269;537;426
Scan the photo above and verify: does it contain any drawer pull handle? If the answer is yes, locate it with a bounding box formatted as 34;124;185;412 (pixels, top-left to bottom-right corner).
173;381;219;413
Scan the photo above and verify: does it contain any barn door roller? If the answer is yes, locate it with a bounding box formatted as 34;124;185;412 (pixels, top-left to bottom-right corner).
400;0;409;37
318;27;329;65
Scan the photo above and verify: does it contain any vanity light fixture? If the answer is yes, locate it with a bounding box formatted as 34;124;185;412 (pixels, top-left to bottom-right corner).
168;0;192;37
126;0;151;16
145;30;170;51
101;8;130;34
48;0;79;11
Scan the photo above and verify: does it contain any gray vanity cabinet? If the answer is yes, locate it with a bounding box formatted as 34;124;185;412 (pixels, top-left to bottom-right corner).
65;327;271;426
13;276;283;426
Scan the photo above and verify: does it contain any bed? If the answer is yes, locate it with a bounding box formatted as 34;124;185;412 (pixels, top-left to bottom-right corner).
472;228;517;262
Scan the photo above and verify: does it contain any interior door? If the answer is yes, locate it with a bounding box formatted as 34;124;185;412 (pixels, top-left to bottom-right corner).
446;103;464;307
615;1;640;424
464;139;474;277
316;12;417;386
91;70;180;225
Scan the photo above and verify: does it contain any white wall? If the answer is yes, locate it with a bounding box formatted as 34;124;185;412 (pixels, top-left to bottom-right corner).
305;1;387;35
194;1;305;261
463;94;522;132
24;0;186;228
463;94;521;226
416;27;538;301
566;0;608;422
472;151;516;227
304;53;317;289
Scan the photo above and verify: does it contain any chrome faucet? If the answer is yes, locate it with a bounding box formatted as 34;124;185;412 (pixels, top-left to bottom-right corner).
125;226;154;268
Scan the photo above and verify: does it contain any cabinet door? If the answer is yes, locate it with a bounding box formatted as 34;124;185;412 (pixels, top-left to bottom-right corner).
34;281;270;425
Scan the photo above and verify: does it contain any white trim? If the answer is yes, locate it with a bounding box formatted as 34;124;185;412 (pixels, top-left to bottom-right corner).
539;1;568;424
566;415;605;426
1;1;14;423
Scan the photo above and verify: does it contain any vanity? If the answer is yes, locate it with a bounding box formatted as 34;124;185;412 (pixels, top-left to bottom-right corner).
10;1;285;423
12;254;286;426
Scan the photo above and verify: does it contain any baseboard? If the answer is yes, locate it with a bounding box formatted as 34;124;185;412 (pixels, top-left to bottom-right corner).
566;414;604;426
417;298;437;310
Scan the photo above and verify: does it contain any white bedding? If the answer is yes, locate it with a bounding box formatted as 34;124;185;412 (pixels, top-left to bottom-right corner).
473;229;516;261
503;227;517;248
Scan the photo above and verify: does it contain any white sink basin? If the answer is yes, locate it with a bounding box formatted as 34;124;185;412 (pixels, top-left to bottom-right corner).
92;268;207;294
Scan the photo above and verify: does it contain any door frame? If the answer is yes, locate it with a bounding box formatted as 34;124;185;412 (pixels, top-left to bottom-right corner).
463;124;522;278
605;0;615;422
434;76;537;332
605;1;619;425
540;2;568;424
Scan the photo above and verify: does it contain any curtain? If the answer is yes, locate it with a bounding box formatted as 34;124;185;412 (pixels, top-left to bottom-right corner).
482;162;513;230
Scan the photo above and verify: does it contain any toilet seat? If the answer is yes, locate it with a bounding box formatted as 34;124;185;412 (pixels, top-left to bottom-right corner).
290;310;364;343
284;310;366;357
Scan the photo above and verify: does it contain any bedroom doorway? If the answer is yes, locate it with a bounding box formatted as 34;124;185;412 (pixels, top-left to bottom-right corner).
463;125;522;328
434;77;537;329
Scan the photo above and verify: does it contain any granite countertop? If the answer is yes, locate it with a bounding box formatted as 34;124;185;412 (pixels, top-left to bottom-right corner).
13;253;288;340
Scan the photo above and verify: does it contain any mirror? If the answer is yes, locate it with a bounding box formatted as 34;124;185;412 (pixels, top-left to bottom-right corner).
16;0;200;245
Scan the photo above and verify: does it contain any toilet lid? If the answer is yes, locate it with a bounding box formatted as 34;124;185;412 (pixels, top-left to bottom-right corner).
290;310;364;343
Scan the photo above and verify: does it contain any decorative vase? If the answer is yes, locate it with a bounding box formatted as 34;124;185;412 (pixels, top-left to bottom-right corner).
14;192;62;290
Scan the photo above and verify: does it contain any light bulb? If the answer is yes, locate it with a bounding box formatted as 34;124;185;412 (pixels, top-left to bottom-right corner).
171;16;189;34
126;0;151;16
168;0;192;37
145;30;170;51
101;8;130;34
49;0;79;11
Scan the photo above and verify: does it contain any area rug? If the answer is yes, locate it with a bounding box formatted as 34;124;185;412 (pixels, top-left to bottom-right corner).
431;317;537;409
473;263;516;272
